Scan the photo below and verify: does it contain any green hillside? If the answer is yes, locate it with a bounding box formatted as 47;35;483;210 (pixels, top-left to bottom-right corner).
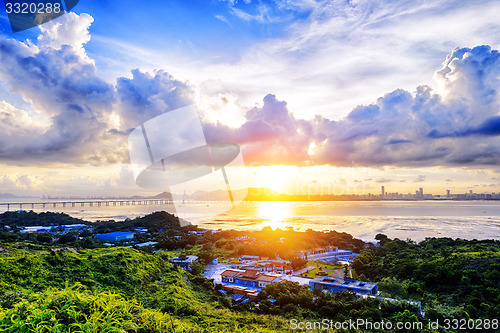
0;246;288;332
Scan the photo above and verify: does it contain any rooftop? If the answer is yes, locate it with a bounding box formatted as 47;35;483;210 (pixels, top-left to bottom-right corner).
240;269;260;278
96;231;134;237
221;269;244;277
256;274;281;282
311;276;377;292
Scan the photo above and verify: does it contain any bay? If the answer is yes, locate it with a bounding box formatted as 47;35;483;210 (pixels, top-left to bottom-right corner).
2;200;499;242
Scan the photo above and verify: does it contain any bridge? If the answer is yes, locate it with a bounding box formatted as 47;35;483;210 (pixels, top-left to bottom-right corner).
0;199;174;211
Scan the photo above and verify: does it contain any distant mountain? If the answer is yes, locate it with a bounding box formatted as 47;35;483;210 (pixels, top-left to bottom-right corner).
0;193;38;199
129;192;173;200
149;191;173;199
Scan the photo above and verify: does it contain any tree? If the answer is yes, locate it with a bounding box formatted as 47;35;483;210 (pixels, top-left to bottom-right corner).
58;233;76;244
36;232;52;243
290;257;308;270
343;264;349;278
375;233;389;246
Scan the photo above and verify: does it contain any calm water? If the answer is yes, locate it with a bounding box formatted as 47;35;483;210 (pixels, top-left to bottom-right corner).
1;200;499;241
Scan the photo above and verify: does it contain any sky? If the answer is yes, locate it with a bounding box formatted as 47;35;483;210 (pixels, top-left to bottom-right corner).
1;0;500;197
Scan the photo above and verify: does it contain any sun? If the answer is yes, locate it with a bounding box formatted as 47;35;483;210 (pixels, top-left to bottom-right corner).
250;165;297;193
257;201;291;230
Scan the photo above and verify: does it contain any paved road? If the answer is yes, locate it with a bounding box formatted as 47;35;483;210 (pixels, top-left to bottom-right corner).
283;275;312;286
292;266;318;276
203;263;231;283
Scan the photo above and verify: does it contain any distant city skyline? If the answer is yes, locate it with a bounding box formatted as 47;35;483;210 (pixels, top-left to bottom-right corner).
1;184;498;202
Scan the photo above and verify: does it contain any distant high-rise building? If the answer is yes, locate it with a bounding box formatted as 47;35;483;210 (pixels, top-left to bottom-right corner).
381;186;385;197
470;190;473;195
446;190;450;197
415;187;424;199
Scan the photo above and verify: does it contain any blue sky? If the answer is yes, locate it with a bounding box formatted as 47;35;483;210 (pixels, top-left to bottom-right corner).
1;0;500;197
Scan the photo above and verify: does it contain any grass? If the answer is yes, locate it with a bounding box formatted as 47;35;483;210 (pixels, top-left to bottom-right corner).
0;244;298;332
306;260;343;270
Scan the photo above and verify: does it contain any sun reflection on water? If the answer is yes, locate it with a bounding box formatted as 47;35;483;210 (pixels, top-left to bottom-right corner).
257;201;291;229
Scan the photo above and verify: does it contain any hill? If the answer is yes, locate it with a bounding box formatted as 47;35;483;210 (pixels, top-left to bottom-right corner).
0;211;89;227
0;246;288;332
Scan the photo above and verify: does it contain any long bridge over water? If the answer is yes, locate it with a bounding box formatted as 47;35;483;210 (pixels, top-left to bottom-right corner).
0;199;174;211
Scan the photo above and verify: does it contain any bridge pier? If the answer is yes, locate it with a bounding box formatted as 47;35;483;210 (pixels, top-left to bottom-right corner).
0;198;178;212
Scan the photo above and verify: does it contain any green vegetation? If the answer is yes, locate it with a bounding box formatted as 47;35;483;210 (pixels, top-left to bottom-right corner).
255;281;422;331
353;235;500;322
0;245;288;332
209;227;365;262
0;211;498;332
0;211;88;227
299;261;351;278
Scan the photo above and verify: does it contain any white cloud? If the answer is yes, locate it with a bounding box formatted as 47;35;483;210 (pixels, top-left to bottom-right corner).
116;69;194;132
3;12;500;170
37;13;94;59
180;0;500;122
203;45;500;168
0;13;120;164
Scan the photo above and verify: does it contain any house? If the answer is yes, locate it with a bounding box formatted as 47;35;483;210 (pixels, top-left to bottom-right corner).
20;226;53;233
61;224;88;230
222;285;259;299
264;262;293;274
188;230;208;235
309;276;378;296
135;241;158;247
297;246;338;259
240;255;260;261
336;253;359;262
95;231;134;242
221;269;244;283
256;274;281;288
168;255;198;270
234;269;261;287
220;269;281;289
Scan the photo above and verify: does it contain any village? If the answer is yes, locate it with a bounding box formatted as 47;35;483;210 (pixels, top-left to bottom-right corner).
1;211;425;317
201;246;379;304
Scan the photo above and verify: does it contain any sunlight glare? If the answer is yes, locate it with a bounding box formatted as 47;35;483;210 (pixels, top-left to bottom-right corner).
258;201;291;230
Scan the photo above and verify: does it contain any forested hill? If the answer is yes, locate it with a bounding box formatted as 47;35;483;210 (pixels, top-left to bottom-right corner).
92;210;183;234
0;246;288;332
0;211;89;227
353;235;500;320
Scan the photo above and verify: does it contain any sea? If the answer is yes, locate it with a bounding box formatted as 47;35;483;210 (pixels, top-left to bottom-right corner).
1;199;499;242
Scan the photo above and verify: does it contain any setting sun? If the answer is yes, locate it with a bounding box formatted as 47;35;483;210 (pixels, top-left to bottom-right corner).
257;201;291;230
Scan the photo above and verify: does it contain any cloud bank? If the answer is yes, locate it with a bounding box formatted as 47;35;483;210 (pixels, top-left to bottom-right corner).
1;13;500;169
205;45;500;167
